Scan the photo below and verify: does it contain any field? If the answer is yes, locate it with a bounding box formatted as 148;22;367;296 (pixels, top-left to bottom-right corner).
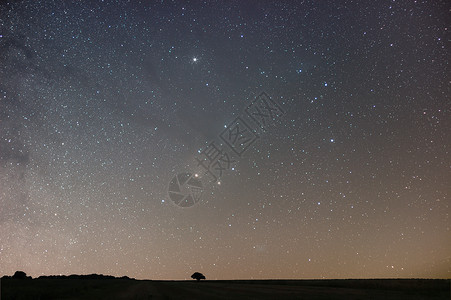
1;277;449;300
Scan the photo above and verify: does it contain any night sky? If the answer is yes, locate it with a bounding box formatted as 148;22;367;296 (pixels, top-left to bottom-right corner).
0;0;450;280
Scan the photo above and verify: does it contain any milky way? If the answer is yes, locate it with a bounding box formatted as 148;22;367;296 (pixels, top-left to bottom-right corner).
0;1;449;279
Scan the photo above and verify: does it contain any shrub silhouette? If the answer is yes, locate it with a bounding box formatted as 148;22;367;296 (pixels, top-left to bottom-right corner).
12;271;29;279
191;272;206;281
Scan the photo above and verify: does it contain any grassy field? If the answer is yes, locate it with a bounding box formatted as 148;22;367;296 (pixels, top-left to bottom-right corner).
1;277;449;300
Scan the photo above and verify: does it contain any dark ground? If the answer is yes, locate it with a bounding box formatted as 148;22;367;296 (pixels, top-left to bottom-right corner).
1;278;449;300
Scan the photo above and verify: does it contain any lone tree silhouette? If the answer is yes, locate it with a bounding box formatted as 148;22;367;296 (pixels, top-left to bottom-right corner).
191;272;206;281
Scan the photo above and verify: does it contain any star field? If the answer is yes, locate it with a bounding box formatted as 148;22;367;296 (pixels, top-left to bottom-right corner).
0;0;450;280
